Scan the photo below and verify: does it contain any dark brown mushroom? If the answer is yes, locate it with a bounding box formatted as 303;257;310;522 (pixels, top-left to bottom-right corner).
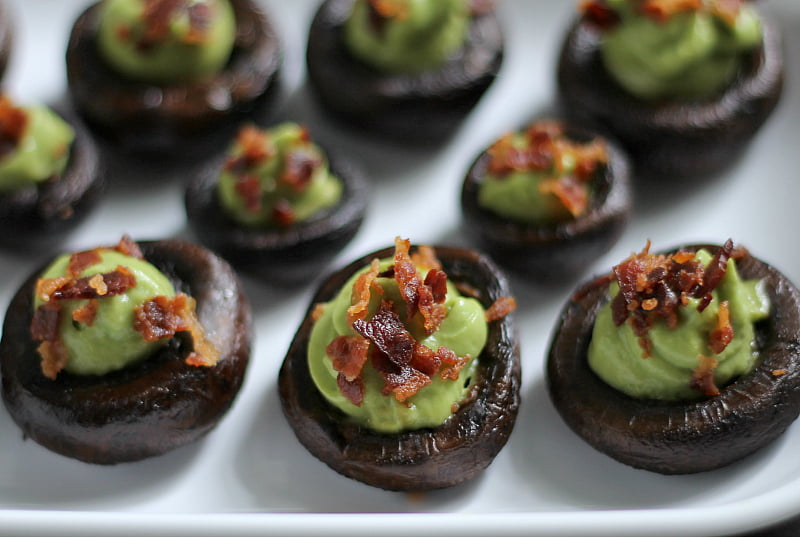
279;244;520;491
460;122;631;281
65;0;282;159
547;244;800;474
556;13;783;180
184;151;368;286
0;117;105;251
305;0;503;143
0;239;252;465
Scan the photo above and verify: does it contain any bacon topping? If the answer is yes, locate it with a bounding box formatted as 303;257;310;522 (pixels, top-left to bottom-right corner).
323;240;515;405
280;148;321;193
137;0;214;50
690;355;720;397
581;0;746;28
225;126;275;174
72;299;99;327
486;121;607;219
115;234;145;260
485;296;517;322
38;340;70;381
30;302;61;343
609;240;748;395
347;258;383;326
48;267;137;301
0;95;28;159
67;250;103;277
134;293;219;366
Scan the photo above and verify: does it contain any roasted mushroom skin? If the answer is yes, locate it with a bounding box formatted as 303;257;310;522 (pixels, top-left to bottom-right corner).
0;0;12;83
1;240;252;465
556;15;783;180
306;0;503;143
279;245;520;491
547;244;800;474
461;125;631;281
0;119;104;251
185;153;368;286
65;0;282;158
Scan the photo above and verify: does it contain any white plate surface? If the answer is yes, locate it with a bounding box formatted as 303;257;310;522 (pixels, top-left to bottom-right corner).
1;1;799;536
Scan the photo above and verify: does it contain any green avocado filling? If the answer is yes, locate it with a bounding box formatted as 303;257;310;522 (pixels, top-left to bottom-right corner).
596;0;762;100
343;0;470;74
217;122;343;228
588;246;770;401
308;241;489;433
477;122;607;224
0;98;75;193
97;0;236;83
34;247;177;377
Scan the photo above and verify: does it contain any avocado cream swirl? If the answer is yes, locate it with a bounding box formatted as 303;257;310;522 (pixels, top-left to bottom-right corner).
588;247;770;401
344;0;470;73
596;0;762;100
97;0;236;83
308;242;488;433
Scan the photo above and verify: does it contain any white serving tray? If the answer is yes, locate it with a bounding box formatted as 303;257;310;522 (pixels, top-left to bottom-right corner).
1;1;799;536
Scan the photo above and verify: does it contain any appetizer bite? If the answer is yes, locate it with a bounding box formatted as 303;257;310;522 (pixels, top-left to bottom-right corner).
279;237;519;491
461;119;631;281
66;0;282;159
185;122;368;285
547;240;800;474
0;236;252;464
0;95;104;251
557;0;783;180
306;0;503;143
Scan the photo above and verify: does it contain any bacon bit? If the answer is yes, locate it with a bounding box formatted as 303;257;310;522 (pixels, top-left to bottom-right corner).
424;269;448;304
134;293;220;366
487;134;552;177
271;199;295;227
438;348;470;381
35;276;70;303
580;0;621;29
88;274;108;296
226;126;274;174
279;151;321;192
347;258;383;326
72;299;99;327
773;369;788;377
640;0;702;22
696;239;734;313
184;2;212;44
234;175;262;215
539;175;589;218
30;302;61;343
115;235;145;259
710;300;734;354
0;95;28;159
139;0;184;51
67;249;103;277
50;267;137;301
411;245;441;271
392;237;447;335
367;0;410;20
311;303;327;322
485;296;517;322
337;374;365;406
326;335;370;381
690;355;720;396
37;340;70;380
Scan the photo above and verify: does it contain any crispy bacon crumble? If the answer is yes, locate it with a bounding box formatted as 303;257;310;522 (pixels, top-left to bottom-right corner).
0;95;29;160
581;0;747;28
30;238;219;378
608;239;750;396
486;121;607;218
321;239;514;406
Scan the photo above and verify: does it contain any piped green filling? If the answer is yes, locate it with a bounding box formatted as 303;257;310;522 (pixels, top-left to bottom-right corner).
599;0;762;100
343;0;470;73
308;256;488;433
0;105;74;192
588;249;770;401
97;0;236;83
